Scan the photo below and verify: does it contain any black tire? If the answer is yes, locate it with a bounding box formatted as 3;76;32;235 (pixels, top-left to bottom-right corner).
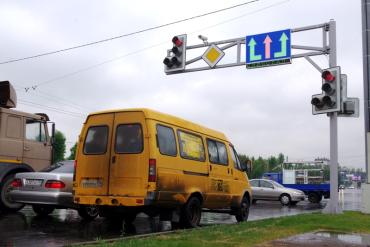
78;205;99;220
180;196;202;228
235;196;250;222
124;213;137;224
308;192;320;203
290;201;298;206
0;174;25;212
252;199;257;204
32;205;54;216
280;194;291;206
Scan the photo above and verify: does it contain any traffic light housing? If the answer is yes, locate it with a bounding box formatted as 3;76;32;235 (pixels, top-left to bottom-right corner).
163;35;187;74
311;66;341;115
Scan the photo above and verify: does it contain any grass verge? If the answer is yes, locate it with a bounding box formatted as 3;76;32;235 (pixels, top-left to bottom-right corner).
86;211;370;247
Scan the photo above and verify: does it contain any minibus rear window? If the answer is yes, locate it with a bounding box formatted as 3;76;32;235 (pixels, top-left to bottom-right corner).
83;126;108;155
115;124;143;154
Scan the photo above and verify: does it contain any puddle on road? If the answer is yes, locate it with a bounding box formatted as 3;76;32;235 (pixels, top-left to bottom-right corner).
268;231;370;246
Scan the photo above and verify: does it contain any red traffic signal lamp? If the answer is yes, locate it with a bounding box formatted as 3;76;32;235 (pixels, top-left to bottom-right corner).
311;67;341;115
163;35;187;74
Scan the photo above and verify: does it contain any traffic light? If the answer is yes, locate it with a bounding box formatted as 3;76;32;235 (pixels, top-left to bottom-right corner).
163;35;187;74
311;67;341;115
338;74;360;117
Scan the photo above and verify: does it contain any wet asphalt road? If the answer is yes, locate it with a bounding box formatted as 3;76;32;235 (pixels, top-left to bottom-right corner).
0;189;362;247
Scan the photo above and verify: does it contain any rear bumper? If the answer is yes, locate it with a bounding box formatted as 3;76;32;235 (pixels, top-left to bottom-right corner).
74;195;148;207
10;190;73;208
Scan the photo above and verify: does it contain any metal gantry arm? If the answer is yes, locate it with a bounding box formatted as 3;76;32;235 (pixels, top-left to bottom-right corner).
173;22;331;74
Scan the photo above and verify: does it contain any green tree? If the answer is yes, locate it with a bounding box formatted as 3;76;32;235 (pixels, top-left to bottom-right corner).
67;142;77;160
53;130;66;163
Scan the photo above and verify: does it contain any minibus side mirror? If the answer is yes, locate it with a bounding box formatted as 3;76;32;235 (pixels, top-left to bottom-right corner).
241;160;252;176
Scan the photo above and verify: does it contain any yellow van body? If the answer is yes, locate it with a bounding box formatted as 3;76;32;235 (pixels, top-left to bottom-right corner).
73;108;251;226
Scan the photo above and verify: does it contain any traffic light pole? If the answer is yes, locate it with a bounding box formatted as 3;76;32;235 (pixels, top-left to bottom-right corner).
322;20;342;214
164;20;357;214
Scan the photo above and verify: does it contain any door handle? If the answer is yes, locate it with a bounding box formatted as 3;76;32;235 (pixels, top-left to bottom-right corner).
112;156;116;164
24;147;30;151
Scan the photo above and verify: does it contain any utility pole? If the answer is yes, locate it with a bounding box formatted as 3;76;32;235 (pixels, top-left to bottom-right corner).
361;0;370;214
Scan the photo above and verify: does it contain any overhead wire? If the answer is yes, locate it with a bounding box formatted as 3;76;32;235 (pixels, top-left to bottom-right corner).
25;0;290;89
14;0;290;118
0;0;260;65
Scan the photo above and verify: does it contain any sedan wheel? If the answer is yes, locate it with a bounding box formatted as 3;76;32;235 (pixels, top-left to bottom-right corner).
280;194;291;206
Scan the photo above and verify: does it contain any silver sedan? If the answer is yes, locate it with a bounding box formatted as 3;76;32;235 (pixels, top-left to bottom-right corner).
9;160;98;220
250;179;305;206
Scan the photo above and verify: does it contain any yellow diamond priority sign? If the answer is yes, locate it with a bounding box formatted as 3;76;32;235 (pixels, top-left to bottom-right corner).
202;45;225;68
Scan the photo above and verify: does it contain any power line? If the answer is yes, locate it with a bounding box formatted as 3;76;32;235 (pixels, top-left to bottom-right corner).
18;99;86;118
15;86;94;112
0;0;260;65
25;0;289;89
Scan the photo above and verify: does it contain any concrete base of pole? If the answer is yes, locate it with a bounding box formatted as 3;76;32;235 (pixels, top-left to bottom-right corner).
322;199;343;214
361;183;370;214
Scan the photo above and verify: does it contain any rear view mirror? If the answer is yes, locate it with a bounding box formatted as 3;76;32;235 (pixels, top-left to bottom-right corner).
241;160;252;175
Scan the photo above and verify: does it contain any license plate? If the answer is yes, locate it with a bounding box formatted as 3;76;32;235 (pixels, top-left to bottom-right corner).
24;179;43;186
81;178;102;188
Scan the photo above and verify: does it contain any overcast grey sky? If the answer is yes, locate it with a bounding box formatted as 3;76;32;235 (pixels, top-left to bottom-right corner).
0;0;364;168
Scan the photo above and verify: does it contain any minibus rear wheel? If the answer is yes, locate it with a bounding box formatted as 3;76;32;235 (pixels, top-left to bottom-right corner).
181;196;202;228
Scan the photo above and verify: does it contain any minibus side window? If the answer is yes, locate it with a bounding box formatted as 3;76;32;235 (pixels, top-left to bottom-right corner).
229;145;242;170
207;139;228;166
156;124;177;156
115;124;143;154
216;142;228;165
84;126;108;155
207;140;219;163
177;130;205;162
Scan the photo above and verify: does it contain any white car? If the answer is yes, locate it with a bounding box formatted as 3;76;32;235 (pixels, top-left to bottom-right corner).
250;179;305;206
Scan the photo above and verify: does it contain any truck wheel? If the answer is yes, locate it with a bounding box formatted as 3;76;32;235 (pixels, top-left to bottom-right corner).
235;196;250;222
308;192;320;203
280;194;291;206
32;205;54;216
78;205;99;220
0;174;25;212
181;196;202;228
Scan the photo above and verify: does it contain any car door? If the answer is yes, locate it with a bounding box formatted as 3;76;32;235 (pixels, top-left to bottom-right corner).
23;119;52;171
250;180;262;199
259;180;279;200
206;139;233;206
108;111;149;197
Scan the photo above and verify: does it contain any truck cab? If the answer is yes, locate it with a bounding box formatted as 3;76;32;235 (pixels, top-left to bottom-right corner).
0;81;54;212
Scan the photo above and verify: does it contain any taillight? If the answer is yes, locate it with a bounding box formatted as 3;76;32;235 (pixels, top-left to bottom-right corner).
148;159;156;182
11;178;22;187
45;180;65;189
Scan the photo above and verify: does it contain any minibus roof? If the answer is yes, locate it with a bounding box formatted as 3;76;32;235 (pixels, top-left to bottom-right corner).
87;108;229;141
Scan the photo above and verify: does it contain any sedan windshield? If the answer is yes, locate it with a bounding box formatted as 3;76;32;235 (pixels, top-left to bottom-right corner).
270;180;285;188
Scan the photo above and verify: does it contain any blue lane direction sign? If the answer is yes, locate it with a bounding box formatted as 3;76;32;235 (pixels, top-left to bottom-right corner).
246;29;291;68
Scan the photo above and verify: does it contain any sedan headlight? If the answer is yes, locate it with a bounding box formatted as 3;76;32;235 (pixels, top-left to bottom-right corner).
293;191;303;195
